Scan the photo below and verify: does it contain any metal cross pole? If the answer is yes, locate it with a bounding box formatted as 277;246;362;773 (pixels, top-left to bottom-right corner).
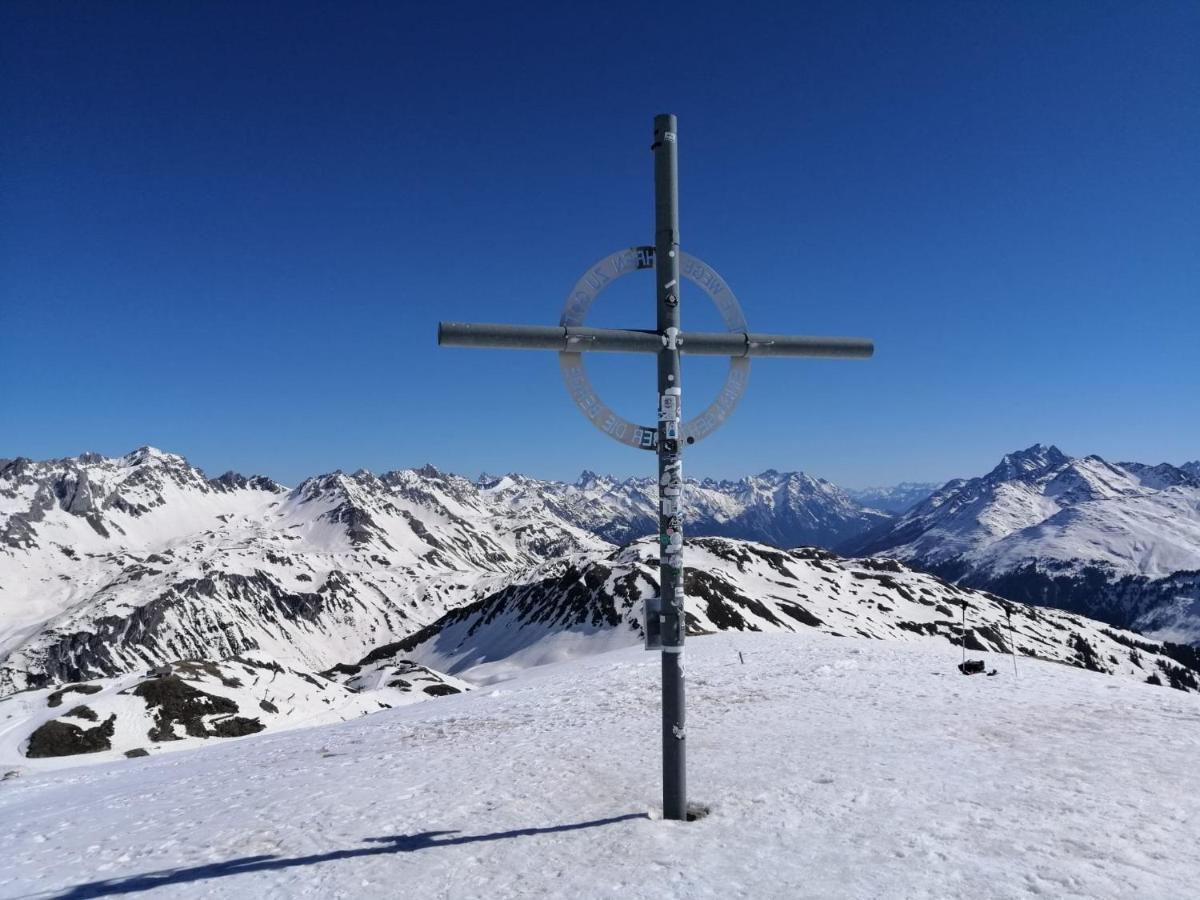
438;113;874;822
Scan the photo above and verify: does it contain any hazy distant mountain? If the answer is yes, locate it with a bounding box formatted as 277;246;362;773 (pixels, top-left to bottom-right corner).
4;443;1198;704
511;468;891;548
845;482;939;514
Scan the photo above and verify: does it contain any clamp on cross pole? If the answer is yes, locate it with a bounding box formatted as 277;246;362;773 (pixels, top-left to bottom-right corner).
437;321;874;359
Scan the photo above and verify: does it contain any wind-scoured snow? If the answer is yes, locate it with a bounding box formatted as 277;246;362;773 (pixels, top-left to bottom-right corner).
0;632;1196;899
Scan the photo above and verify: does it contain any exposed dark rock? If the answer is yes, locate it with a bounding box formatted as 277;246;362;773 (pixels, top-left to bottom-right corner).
1156;660;1200;692
125;748;150;758
896;620;938;636
209;716;265;737
423;684;460;697
318;663;362;679
776;602;823;627
1071;634;1105;673
132;676;239;742
209;471;282;493
65;705;98;721
173;659;243;688
26;714;116;758
46;683;102;708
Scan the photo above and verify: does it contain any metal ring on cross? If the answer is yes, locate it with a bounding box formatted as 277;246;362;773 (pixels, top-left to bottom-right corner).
558;247;751;450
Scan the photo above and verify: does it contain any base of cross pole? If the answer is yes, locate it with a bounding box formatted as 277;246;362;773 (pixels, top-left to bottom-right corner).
661;650;687;819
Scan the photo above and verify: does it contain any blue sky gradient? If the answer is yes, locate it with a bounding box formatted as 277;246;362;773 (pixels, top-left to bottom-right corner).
2;1;1197;487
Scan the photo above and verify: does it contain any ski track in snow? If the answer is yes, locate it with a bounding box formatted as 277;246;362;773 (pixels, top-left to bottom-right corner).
1;631;1197;899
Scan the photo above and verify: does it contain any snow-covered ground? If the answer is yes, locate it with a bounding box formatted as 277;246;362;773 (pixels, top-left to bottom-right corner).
2;631;1197;899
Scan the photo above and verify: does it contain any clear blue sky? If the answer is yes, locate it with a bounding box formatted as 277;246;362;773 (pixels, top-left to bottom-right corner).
2;1;1196;488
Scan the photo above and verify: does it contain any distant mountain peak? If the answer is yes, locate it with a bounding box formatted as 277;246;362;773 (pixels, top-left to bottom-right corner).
121;445;180;466
842;443;1200;643
208;471;284;493
990;443;1069;480
1005;442;1066;463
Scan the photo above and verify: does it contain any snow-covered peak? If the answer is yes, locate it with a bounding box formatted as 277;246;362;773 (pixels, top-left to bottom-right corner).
844;445;1200;642
990;443;1069;482
1119;461;1200;490
575;469;603;487
119;445;183;467
0;448;277;553
208;470;285;494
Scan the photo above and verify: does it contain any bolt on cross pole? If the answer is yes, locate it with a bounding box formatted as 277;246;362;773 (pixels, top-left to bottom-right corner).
437;114;874;822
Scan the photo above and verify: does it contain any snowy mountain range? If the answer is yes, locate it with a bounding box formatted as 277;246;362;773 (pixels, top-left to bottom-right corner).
5;534;1198;769
848;444;1200;643
375;536;1200;692
482;467;892;547
0;448;608;693
3;444;1200;765
0;448;896;692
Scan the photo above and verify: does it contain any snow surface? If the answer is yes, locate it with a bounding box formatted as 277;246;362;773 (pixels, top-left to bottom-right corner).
1;631;1197;899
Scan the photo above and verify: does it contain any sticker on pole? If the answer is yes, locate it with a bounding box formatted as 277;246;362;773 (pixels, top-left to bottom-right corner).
558;247;751;450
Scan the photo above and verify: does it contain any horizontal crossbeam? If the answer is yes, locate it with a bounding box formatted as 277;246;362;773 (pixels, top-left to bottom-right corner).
437;322;874;359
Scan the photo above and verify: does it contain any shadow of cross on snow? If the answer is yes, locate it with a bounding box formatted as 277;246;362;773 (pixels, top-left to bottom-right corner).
39;814;647;899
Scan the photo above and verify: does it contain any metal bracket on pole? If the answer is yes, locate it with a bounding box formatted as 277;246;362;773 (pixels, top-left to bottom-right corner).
436;114;874;823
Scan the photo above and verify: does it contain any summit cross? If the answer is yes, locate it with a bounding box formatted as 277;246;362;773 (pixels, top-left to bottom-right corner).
438;113;874;822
